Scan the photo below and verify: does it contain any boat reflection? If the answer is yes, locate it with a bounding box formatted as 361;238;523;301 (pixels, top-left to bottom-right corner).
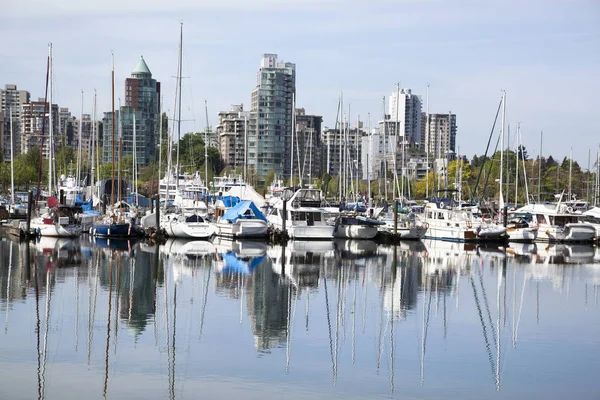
0;236;599;398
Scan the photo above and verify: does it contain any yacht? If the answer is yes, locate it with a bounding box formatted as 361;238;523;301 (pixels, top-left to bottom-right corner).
216;200;268;239
332;213;383;239
266;187;334;240
31;205;83;237
420;198;507;242
163;209;216;240
515;203;596;243
505;212;539;242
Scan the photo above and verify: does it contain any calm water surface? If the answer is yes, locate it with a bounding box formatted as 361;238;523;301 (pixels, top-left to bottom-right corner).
1;236;599;399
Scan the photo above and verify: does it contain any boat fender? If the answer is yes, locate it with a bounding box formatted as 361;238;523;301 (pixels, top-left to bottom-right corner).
545;229;550;236
89;227;93;235
439;202;445;209
108;228;111;236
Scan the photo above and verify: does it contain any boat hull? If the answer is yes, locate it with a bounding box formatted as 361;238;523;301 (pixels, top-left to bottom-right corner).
506;227;538;242
425;224;506;242
216;220;268;238
165;220;215;239
333;224;378;239
536;223;596;243
32;222;82;237
289;225;334;240
92;223;140;238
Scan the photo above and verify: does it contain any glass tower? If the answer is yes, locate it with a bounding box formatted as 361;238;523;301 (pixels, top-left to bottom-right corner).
248;54;296;183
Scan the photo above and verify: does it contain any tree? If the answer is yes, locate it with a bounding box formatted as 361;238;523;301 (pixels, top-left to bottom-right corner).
55;145;75;176
517;145;529;161
264;169;276;187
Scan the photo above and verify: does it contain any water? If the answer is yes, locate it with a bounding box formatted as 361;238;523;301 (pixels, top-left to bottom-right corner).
1;237;599;400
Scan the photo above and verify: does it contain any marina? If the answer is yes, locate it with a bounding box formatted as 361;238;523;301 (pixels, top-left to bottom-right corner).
0;235;599;399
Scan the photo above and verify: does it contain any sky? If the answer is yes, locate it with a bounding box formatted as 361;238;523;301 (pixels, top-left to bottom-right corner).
1;0;599;166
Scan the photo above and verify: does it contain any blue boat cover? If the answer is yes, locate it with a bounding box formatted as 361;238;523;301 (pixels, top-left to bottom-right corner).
221;200;267;223
75;194;93;211
220;252;265;275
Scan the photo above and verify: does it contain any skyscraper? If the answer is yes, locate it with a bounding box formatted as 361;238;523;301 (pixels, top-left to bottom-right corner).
248;54;296;183
103;57;161;167
217;104;249;171
389;88;422;147
1;84;30;159
425;113;457;159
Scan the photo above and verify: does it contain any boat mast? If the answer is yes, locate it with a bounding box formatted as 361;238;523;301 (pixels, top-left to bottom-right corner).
9;106;14;203
175;22;183;193
290;93;295;186
91;89;96;197
382;96;387;203
118;98;122;208
133;113;137;205
77;90;84;195
499;90;506;210
48;44;53;197
204;100;209;186
537;131;542;203
35;44;51;207
339;92;343;202
296;98;302;186
367;112;371;206
110;52;116;207
425;84;430;199
514;122;520;204
568;147;573;201
243;114;247;182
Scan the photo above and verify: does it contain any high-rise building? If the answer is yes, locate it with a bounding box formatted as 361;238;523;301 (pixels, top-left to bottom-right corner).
103;57;161;167
389;88;422;147
217;104;249;170
294;108;323;182
361;127;396;181
1;84;30;159
323;122;364;180
20;99;59;159
424;113;457;159
248;54;296;183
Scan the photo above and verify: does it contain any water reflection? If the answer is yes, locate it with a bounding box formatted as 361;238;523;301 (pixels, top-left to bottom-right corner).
0;237;599;399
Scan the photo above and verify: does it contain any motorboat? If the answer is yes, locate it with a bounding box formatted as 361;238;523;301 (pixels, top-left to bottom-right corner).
216;200;268;239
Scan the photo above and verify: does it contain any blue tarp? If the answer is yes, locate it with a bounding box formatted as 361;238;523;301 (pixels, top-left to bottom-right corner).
128;194;151;207
221;200;267;223
75;194;93;211
220;252;265;275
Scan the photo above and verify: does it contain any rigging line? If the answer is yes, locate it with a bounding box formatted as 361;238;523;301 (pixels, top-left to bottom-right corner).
477;267;498;348
470;275;496;382
323;276;335;382
103;253;114;399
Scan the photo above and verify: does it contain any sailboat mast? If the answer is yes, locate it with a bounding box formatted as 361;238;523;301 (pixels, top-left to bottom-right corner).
382;96;387;203
91;89;96;195
514;122;520;204
243;114;247;182
9;106;14;203
499;91;506;208
175;22;183;191
290;93;296;186
48;44;53;197
35;44;51;207
568;148;573;201
77;90;84;194
537;131;542;203
367;112;371;205
425;84;430;199
133;113;137;205
95;90;100;190
111;53;116;207
204;100;209;185
339;92;343;202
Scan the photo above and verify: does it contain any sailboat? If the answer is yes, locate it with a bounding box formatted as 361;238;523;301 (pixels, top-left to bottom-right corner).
30;45;83;237
160;24;215;240
92;54;141;239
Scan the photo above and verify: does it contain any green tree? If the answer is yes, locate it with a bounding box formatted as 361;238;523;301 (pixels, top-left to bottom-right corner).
264;169;276;187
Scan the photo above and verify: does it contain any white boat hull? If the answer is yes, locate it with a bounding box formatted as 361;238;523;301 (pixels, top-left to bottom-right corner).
333;224;378;239
31;221;82;237
290;225;334;240
217;219;268;238
506;226;538;242
165;220;215;239
536;223;596;243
